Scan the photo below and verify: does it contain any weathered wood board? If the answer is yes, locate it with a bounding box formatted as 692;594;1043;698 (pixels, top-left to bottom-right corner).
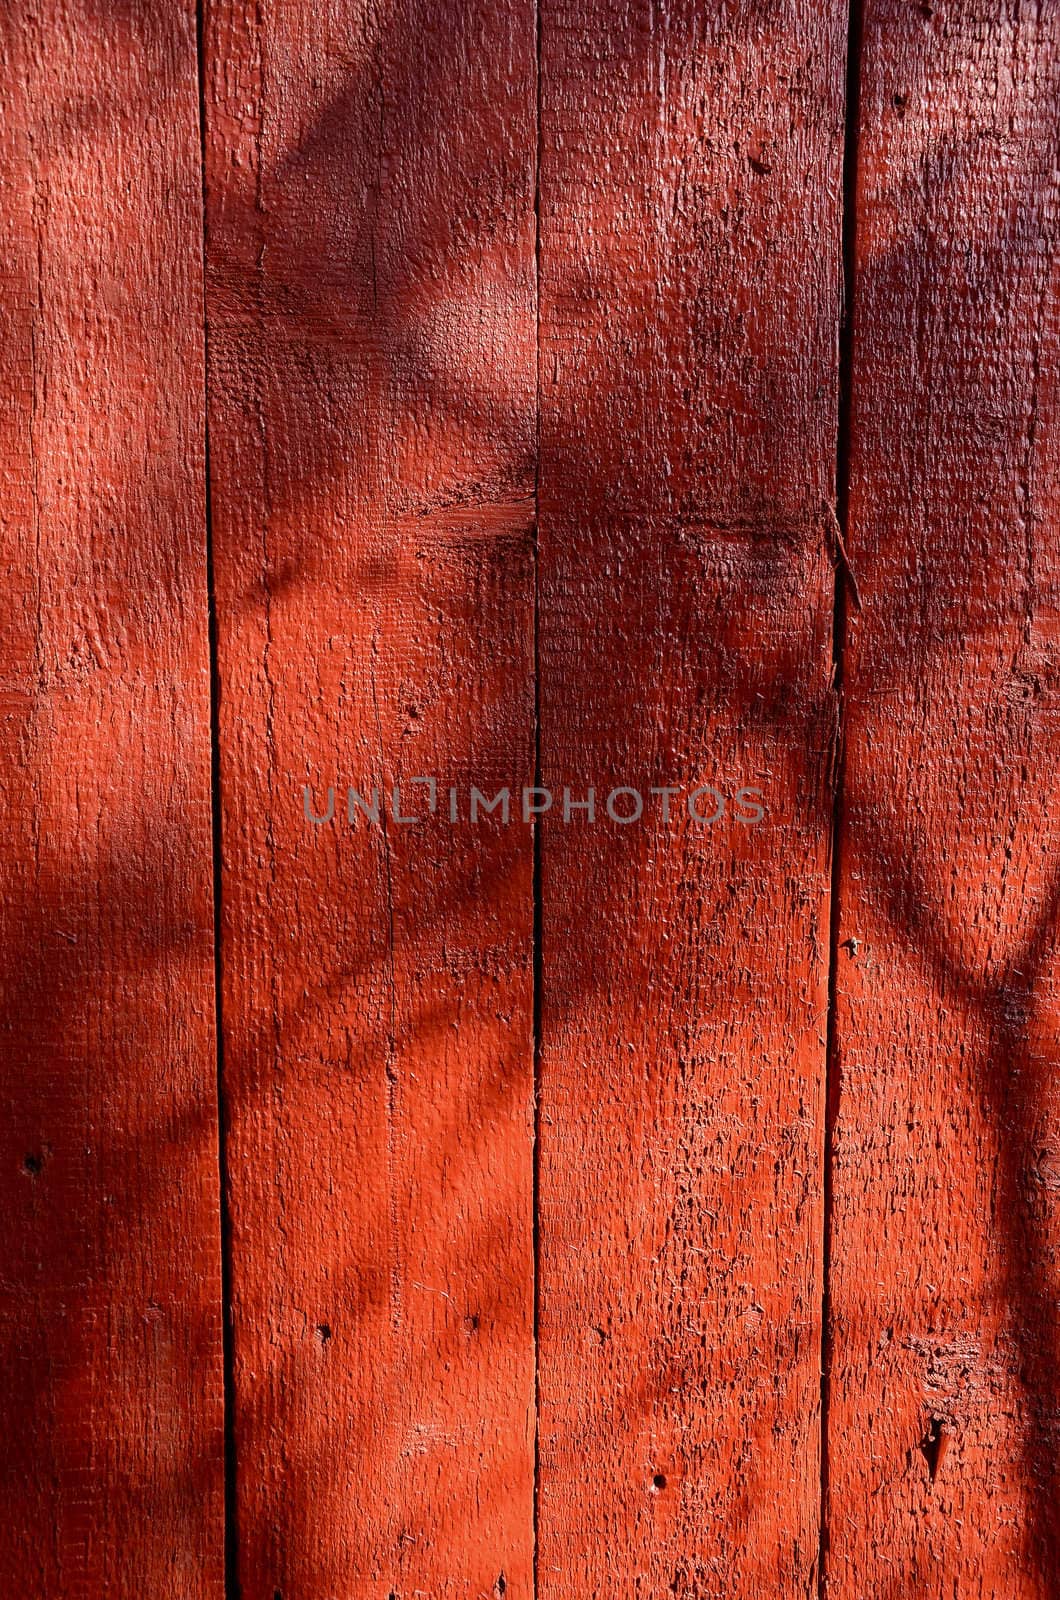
202;1;538;1593
535;1;847;1592
0;3;224;1594
827;2;1060;1593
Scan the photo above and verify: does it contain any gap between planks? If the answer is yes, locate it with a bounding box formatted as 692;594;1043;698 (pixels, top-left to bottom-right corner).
819;0;866;1594
194;3;241;1597
531;0;545;1592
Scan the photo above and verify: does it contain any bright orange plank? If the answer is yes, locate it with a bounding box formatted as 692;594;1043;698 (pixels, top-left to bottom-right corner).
536;1;847;1591
0;3;224;1594
826;3;1060;1592
202;1;538;1593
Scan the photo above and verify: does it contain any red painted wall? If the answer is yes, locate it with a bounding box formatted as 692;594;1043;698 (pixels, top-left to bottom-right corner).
2;2;1058;1594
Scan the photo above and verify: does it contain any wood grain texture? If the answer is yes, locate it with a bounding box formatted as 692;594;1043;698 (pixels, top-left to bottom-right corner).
535;1;846;1592
826;2;1060;1593
0;3;224;1595
202;1;538;1594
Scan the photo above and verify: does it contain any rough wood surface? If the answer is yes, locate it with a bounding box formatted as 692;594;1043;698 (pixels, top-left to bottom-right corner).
202;1;538;1593
9;0;1060;1590
535;2;846;1591
827;2;1060;1593
0;3;224;1594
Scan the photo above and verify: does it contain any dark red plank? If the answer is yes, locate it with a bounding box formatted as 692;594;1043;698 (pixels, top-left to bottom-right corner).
0;3;224;1594
827;2;1060;1592
536;1;847;1591
202;1;538;1593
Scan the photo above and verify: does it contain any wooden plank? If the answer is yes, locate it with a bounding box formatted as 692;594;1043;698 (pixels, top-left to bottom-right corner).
0;4;224;1595
826;2;1060;1592
201;2;537;1594
536;2;846;1592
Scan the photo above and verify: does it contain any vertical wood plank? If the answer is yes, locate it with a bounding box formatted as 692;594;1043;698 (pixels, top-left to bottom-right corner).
0;3;224;1595
536;1;846;1592
827;3;1060;1593
202;2;537;1594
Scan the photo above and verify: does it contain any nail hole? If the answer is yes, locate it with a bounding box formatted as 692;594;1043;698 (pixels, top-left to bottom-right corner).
920;1416;952;1481
23;1153;42;1175
652;1472;667;1491
316;1323;332;1345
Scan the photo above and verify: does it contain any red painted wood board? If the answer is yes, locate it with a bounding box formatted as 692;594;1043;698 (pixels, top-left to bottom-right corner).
4;0;1060;1591
535;1;847;1592
202;1;538;1593
827;2;1060;1593
0;3;224;1595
